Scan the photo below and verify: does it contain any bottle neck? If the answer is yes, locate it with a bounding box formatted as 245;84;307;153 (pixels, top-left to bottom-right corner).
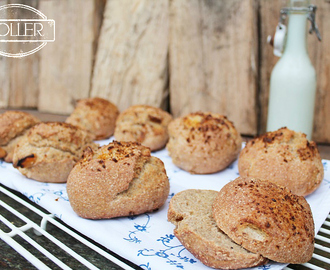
283;13;309;56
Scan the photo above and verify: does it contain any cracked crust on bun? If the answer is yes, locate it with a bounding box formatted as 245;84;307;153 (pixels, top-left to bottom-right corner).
67;141;170;219
213;177;315;264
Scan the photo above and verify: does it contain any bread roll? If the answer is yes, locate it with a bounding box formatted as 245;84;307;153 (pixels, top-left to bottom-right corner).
166;112;242;174
0;111;40;163
114;105;173;151
213;177;315;264
168;189;268;269
13;122;96;183
67;141;170;219
66;97;119;140
238;127;324;196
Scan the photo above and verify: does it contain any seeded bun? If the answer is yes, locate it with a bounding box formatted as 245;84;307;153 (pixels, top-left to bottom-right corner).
168;189;268;269
12;122;96;183
238;127;324;196
66;97;119;140
166;112;242;174
213;177;315;264
0;111;40;163
114;105;173;151
66;141;170;219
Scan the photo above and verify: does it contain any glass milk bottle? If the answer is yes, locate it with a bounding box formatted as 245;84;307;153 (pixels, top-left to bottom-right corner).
266;0;321;140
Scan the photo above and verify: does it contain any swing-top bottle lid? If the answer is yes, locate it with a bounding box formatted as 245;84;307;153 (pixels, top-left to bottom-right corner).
268;0;321;56
286;0;310;13
288;0;310;8
282;0;321;41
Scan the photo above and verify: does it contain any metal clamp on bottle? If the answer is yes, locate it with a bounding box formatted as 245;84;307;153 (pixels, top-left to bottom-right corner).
268;4;321;57
308;5;322;41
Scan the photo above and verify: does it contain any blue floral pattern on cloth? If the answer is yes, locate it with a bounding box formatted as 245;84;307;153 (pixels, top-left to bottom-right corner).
41;188;69;201
23;191;45;204
22;185;68;204
137;234;197;269
0;160;6;168
258;265;272;270
322;161;330;188
124;214;151;244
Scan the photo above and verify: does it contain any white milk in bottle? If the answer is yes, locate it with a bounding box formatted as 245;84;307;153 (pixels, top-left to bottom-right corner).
266;0;321;140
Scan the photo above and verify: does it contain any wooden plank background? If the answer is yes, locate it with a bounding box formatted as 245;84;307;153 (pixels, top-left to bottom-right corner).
169;0;259;136
0;0;329;143
91;0;169;111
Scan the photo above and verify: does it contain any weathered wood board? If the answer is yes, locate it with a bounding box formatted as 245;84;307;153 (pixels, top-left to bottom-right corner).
0;46;9;108
308;0;330;143
38;0;104;115
90;0;169;112
0;0;39;109
0;0;9;108
169;0;258;135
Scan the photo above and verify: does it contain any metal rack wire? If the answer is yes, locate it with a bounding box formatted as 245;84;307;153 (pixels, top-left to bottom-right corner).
1;183;330;270
0;184;139;270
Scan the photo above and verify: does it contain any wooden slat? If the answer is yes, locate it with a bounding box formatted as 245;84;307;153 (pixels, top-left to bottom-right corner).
169;0;258;135
309;0;330;143
90;0;169;112
0;0;39;109
0;0;11;108
0;38;10;108
38;0;105;115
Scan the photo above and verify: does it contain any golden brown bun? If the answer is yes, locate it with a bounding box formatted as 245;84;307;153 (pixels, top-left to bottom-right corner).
66;141;170;219
166;112;242;174
238;127;324;196
114;105;173;151
213;177;315;264
168;189;268;269
66;97;119;140
0;111;40;163
12;122;96;183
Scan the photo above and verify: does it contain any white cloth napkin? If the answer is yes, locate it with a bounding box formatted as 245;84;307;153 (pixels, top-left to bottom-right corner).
1;139;329;270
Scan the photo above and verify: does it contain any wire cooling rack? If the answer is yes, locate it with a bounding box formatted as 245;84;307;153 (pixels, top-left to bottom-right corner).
0;184;139;270
1;183;330;270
